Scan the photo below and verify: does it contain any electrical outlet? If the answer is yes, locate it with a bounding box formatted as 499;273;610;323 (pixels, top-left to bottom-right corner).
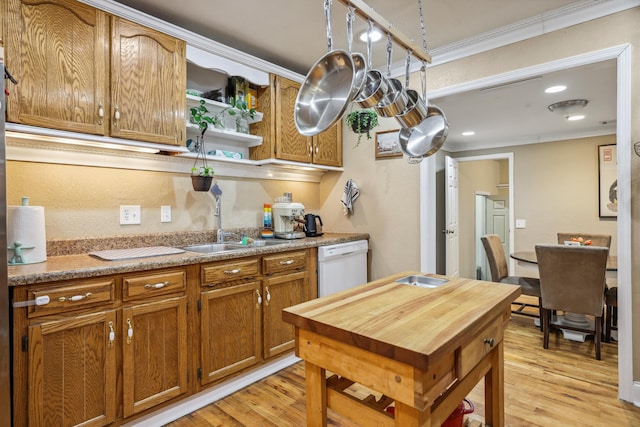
120;205;141;225
161;206;172;223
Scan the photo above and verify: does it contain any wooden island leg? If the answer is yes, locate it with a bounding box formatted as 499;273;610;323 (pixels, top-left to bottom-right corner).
305;361;327;427
484;340;505;427
394;401;431;426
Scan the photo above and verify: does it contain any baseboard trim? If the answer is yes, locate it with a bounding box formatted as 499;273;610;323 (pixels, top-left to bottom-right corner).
122;354;301;426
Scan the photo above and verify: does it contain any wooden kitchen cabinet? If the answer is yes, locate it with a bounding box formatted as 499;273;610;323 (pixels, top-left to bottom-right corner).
250;74;342;166
28;310;117;427
13;268;189;426
5;0;186;146
121;268;188;417
199;257;262;385
262;250;308;358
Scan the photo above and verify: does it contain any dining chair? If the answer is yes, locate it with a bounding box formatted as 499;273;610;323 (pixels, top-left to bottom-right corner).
535;244;609;360
481;234;542;322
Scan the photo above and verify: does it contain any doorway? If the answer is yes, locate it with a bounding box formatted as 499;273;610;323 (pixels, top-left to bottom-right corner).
419;45;632;401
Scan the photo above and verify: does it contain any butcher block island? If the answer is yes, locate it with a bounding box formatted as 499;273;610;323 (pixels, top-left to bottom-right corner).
282;271;521;427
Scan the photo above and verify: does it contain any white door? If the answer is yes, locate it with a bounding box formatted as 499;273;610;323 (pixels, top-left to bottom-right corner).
486;196;509;256
445;156;459;277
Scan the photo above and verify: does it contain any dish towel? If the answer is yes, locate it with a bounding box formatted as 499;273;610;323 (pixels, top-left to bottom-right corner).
341;179;360;216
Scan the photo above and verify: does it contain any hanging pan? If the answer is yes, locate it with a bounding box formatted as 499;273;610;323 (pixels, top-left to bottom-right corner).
346;6;367;102
375;35;408;118
355;20;389;108
398;0;448;163
295;0;355;137
396;51;428;128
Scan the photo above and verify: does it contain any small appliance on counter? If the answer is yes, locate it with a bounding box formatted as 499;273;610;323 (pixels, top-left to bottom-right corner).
272;192;305;239
303;213;323;237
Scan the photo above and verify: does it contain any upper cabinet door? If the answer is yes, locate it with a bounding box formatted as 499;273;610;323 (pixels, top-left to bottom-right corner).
110;17;186;146
6;0;109;135
313;121;342;167
274;76;312;163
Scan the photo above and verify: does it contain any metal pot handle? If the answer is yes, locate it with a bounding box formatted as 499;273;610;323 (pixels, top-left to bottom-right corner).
324;0;333;52
405;50;412;88
366;20;374;69
385;34;393;78
346;6;355;54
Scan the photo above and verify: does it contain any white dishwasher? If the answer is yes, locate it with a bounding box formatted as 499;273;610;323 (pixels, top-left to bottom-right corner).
318;240;368;297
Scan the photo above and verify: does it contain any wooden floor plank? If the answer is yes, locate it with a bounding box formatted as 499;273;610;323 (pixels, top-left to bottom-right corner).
166;316;640;426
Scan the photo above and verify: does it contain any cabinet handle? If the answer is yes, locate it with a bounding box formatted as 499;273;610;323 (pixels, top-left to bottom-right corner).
58;292;92;303
224;268;241;275
108;321;115;348
114;105;120;126
265;287;271;306
97;102;104;125
279;259;294;265
144;281;169;290
126;318;133;345
483;337;495;347
256;289;262;308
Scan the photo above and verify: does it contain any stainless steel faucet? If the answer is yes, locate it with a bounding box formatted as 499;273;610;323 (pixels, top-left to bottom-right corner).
214;195;239;243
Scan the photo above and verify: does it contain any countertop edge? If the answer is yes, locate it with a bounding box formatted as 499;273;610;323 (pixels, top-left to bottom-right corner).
9;233;370;286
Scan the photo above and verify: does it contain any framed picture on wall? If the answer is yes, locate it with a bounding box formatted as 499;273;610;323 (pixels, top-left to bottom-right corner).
598;144;617;218
375;129;402;159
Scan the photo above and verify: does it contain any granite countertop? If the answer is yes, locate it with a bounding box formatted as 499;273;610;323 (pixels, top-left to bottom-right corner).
8;232;369;286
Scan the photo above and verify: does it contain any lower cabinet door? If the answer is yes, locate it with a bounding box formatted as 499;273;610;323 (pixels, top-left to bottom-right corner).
28;310;117;427
263;271;306;358
200;281;262;385
122;296;188;417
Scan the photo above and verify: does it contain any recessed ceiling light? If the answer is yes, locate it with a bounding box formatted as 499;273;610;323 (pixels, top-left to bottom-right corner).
359;28;383;43
567;115;585;121
545;85;567;94
462;131;475;136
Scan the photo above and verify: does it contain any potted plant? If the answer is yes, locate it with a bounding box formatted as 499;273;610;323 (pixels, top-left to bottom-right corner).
345;109;379;144
226;96;256;133
189;101;215;191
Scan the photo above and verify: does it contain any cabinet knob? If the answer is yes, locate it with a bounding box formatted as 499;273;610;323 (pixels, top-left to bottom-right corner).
126;318;133;345
114;105;121;126
256;289;262;308
265;287;271;306
224;268;241;275
108;321;115;348
279;259;295;265
483;337;495;347
97;102;104;125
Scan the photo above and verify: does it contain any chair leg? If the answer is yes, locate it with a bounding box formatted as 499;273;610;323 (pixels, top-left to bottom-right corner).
595;316;602;360
605;304;613;343
542;308;549;349
538;297;543;332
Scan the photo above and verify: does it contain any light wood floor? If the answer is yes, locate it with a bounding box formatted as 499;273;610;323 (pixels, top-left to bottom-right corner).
166;315;640;426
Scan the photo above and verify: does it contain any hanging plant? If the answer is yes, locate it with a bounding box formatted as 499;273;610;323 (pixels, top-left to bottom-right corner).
345;109;379;145
190;136;214;191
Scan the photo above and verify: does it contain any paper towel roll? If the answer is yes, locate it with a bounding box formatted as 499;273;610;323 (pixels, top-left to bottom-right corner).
7;205;47;264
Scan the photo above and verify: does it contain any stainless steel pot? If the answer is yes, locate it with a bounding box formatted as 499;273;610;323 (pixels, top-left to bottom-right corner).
396;89;428;128
294;0;355;137
398;105;449;163
375;77;408;117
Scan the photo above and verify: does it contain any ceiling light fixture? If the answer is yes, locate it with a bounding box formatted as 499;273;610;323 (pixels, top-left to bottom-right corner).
359;28;383;43
462;131;475;136
545;85;567;94
547;99;588;120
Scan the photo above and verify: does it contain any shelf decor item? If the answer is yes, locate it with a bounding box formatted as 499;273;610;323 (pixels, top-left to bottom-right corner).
227;96;256;134
346;109;379;145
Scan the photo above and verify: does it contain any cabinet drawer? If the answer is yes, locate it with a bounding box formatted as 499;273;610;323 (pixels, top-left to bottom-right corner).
202;258;260;286
263;250;306;275
123;270;186;301
27;278;116;318
458;310;507;378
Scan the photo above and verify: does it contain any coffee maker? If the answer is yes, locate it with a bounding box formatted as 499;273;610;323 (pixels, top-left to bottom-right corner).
272;193;305;239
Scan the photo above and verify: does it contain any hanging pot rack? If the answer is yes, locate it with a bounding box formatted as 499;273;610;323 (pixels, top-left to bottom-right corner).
334;0;432;64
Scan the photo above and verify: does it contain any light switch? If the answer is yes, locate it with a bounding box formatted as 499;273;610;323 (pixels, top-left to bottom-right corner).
515;219;526;229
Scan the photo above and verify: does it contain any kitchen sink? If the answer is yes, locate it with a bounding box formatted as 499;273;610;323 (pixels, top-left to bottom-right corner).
395;275;448;288
181;243;238;254
181;239;288;254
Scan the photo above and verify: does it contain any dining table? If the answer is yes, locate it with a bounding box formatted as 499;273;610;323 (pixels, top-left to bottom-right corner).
510;250;617;342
